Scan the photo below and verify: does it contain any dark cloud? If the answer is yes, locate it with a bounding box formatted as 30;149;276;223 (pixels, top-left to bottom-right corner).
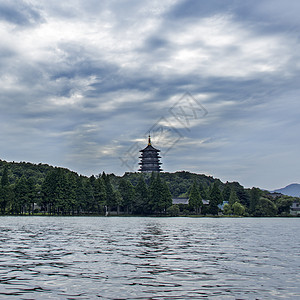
168;0;232;19
0;0;43;26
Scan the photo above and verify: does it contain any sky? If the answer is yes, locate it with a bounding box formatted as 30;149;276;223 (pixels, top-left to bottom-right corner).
0;0;300;190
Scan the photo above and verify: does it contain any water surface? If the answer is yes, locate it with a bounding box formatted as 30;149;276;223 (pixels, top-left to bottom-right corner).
0;217;299;299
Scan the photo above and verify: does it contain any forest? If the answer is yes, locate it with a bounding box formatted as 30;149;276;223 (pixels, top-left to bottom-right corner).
0;159;298;217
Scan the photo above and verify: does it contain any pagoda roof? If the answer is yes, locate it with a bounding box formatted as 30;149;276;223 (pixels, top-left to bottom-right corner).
139;144;160;152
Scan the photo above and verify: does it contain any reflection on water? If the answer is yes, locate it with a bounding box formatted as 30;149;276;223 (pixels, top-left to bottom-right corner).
0;217;299;299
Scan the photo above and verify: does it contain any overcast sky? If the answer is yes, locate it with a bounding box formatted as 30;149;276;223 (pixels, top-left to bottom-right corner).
1;0;300;190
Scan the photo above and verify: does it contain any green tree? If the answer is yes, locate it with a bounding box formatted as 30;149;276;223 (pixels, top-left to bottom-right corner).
254;197;278;216
55;169;69;214
118;178;134;214
167;204;180;216
94;176;107;214
199;183;208;199
232;201;245;216
236;188;250;208
41;168;70;214
148;172;159;213
0;166;10;213
65;172;78;214
189;181;202;214
134;176;148;214
161;180;172;213
41;170;57;214
83;178;95;213
223;203;232;215
26;177;37;214
210;182;223;205
148;173;172;214
14;175;29;214
1;166;9;186
222;183;231;203
75;176;86;214
209;182;223;215
103;172;116;212
276;196;294;215
208;197;219;215
250;187;261;213
114;190;123;215
229;190;239;206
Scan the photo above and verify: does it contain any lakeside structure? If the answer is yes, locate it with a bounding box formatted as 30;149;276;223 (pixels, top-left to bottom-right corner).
290;201;300;215
139;135;162;173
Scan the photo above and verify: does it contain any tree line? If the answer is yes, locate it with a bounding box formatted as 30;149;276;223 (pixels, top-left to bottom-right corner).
0;161;298;216
0;165;173;215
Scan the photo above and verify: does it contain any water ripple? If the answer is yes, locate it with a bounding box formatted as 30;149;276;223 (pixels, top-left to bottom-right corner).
0;217;299;299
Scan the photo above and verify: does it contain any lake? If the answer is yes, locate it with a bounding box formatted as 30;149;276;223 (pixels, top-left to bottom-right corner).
0;217;299;299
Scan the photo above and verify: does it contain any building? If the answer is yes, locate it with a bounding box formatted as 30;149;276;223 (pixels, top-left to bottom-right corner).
139;135;162;172
171;198;210;206
290;201;300;216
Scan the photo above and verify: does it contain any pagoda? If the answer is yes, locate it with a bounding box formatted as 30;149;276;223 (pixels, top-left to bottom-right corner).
138;135;162;172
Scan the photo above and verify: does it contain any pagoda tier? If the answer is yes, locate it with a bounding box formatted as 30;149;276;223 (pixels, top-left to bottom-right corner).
138;135;162;172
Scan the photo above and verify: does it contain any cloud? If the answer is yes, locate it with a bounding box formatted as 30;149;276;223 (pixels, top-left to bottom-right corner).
0;0;299;189
0;0;43;27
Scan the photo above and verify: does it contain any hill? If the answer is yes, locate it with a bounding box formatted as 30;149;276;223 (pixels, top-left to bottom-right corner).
0;159;56;185
273;183;300;197
0;159;298;216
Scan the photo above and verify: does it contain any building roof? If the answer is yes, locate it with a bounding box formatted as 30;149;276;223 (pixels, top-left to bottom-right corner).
172;198;189;205
171;198;210;205
139;135;160;152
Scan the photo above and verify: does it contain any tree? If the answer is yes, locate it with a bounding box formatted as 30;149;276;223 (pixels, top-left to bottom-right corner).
250;187;261;213
148;172;159;213
41;168;70;214
208;197;219;215
254;197;278;216
189;181;202;214
210;182;223;205
14;175;29;214
55;169;69;214
25;177;37;214
103;173;116;212
134;176;148;214
148;173;172;214
82;178;95;213
1;166;9;186
161;180;172;213
222;184;231;203
75;176;86;214
114;190;123;215
94;176;107;214
236;188;250;207
209;182;223;215
276;196;294;215
41;169;57;214
118;178;134;214
229;190;239;206
199;183;208;199
65;172;78;214
223;203;232;215
167;204;180;216
229;182;250;207
232;201;245;216
0;166;10;213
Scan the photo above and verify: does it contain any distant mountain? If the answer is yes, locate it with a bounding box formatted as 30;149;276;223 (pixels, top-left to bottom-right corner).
273;184;300;197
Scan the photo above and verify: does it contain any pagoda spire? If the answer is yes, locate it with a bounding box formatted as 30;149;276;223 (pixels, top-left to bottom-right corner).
148;134;151;146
